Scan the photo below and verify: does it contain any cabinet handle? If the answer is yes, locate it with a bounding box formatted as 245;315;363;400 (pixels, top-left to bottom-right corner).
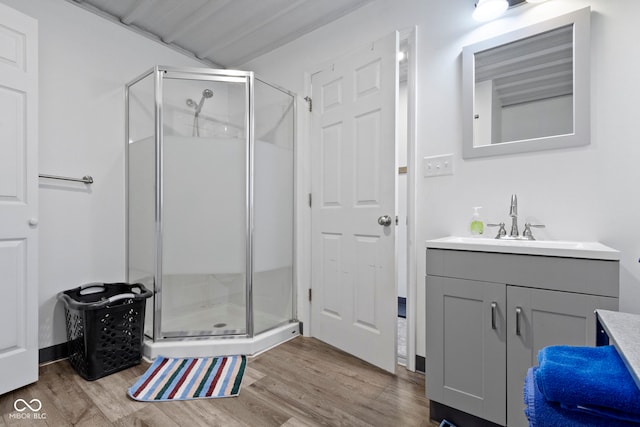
491;302;497;330
515;306;523;336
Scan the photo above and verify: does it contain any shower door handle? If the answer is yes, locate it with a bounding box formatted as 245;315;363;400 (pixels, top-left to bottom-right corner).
378;215;392;227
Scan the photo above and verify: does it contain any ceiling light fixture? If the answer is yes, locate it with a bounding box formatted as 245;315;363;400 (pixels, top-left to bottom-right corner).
473;0;509;22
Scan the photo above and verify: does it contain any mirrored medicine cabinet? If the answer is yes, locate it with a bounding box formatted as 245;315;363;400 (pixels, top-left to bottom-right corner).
462;7;591;159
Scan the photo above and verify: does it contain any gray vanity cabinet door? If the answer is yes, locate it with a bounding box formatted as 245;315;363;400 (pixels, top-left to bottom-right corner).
426;276;507;425
505;286;619;427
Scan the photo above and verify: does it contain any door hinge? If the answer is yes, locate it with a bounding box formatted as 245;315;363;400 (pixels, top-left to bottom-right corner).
308;288;312;301
304;96;312;112
308;193;312;208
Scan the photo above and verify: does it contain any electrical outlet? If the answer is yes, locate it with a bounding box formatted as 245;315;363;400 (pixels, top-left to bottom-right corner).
423;154;454;177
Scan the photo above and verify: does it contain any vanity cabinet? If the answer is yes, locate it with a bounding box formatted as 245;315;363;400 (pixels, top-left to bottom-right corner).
425;248;619;427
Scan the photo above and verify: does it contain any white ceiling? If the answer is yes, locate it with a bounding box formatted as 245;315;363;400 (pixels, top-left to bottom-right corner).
68;0;377;68
475;24;574;107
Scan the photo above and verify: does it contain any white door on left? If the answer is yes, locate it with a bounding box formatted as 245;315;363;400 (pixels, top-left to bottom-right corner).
0;2;39;395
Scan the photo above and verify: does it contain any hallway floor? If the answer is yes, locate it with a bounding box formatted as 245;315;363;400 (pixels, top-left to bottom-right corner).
0;337;435;426
398;316;407;366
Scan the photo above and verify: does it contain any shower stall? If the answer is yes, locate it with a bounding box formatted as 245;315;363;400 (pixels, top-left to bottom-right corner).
125;66;297;359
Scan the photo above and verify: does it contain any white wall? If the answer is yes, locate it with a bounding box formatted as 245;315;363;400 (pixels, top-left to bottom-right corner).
244;0;640;357
501;95;573;141
0;0;206;349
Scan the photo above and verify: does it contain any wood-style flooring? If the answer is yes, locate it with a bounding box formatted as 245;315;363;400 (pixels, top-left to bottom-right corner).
0;337;436;426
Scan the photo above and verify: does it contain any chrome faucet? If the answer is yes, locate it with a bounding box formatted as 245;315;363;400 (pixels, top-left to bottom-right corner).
509;194;519;238
487;194;546;239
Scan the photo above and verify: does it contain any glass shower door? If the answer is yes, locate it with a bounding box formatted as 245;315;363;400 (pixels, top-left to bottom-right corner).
127;71;156;339
252;79;295;335
160;72;249;338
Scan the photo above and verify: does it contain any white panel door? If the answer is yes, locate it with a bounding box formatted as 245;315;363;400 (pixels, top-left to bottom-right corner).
310;32;398;373
0;3;39;395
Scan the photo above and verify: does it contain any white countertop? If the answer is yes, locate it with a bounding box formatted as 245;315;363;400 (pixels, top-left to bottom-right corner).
425;236;620;260
596;309;640;389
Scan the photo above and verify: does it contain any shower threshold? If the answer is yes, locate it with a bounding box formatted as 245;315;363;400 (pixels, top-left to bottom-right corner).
142;322;300;360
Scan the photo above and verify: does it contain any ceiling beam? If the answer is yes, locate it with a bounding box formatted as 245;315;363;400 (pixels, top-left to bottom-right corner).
196;0;307;60
162;0;231;44
122;0;156;25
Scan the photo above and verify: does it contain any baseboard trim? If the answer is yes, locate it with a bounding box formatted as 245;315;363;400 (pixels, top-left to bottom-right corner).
44;334;422;372
39;342;69;365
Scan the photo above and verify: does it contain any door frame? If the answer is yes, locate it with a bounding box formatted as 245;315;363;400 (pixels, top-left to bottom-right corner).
300;27;418;372
402;26;418;372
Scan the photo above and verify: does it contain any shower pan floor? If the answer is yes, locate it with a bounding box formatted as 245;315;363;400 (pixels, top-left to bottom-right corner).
161;302;287;337
162;302;247;336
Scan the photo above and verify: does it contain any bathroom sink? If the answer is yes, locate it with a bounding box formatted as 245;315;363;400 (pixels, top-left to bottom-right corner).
426;236;620;260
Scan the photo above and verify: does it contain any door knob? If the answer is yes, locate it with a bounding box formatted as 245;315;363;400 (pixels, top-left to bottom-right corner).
377;215;392;227
28;218;39;226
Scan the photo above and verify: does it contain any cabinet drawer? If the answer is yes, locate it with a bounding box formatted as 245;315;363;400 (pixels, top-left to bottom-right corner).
426;248;618;297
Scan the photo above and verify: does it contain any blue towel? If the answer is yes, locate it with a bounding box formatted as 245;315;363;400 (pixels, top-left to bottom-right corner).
537;345;640;419
525;367;638;427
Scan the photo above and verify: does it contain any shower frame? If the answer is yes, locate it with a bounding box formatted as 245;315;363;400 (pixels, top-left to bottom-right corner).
125;66;298;354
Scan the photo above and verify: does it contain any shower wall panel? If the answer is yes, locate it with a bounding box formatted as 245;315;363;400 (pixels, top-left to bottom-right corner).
162;136;246;275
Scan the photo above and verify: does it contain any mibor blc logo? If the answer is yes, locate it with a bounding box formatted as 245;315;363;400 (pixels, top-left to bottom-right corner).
10;398;47;420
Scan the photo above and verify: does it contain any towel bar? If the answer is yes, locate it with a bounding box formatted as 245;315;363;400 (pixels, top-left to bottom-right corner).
39;174;94;184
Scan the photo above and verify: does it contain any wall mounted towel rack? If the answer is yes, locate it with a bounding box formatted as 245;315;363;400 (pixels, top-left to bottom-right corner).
39;174;94;184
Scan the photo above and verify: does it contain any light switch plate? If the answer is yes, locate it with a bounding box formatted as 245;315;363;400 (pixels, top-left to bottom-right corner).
423;154;454;177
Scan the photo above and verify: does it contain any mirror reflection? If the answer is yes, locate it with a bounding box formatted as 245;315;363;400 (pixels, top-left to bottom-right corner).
474;24;574;145
462;7;590;159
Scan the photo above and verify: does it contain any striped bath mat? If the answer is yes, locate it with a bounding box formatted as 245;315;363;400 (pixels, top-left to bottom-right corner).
128;355;246;401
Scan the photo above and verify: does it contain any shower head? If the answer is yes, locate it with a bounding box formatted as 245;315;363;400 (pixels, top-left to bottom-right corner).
195;89;214;115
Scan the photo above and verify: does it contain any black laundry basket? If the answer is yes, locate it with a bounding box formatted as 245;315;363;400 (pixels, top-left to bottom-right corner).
58;282;152;381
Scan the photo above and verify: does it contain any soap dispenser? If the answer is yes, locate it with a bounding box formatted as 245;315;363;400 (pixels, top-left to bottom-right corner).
470;207;484;236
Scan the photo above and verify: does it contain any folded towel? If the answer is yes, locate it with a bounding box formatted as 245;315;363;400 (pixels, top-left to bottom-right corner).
537;345;640;417
525;367;638;427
